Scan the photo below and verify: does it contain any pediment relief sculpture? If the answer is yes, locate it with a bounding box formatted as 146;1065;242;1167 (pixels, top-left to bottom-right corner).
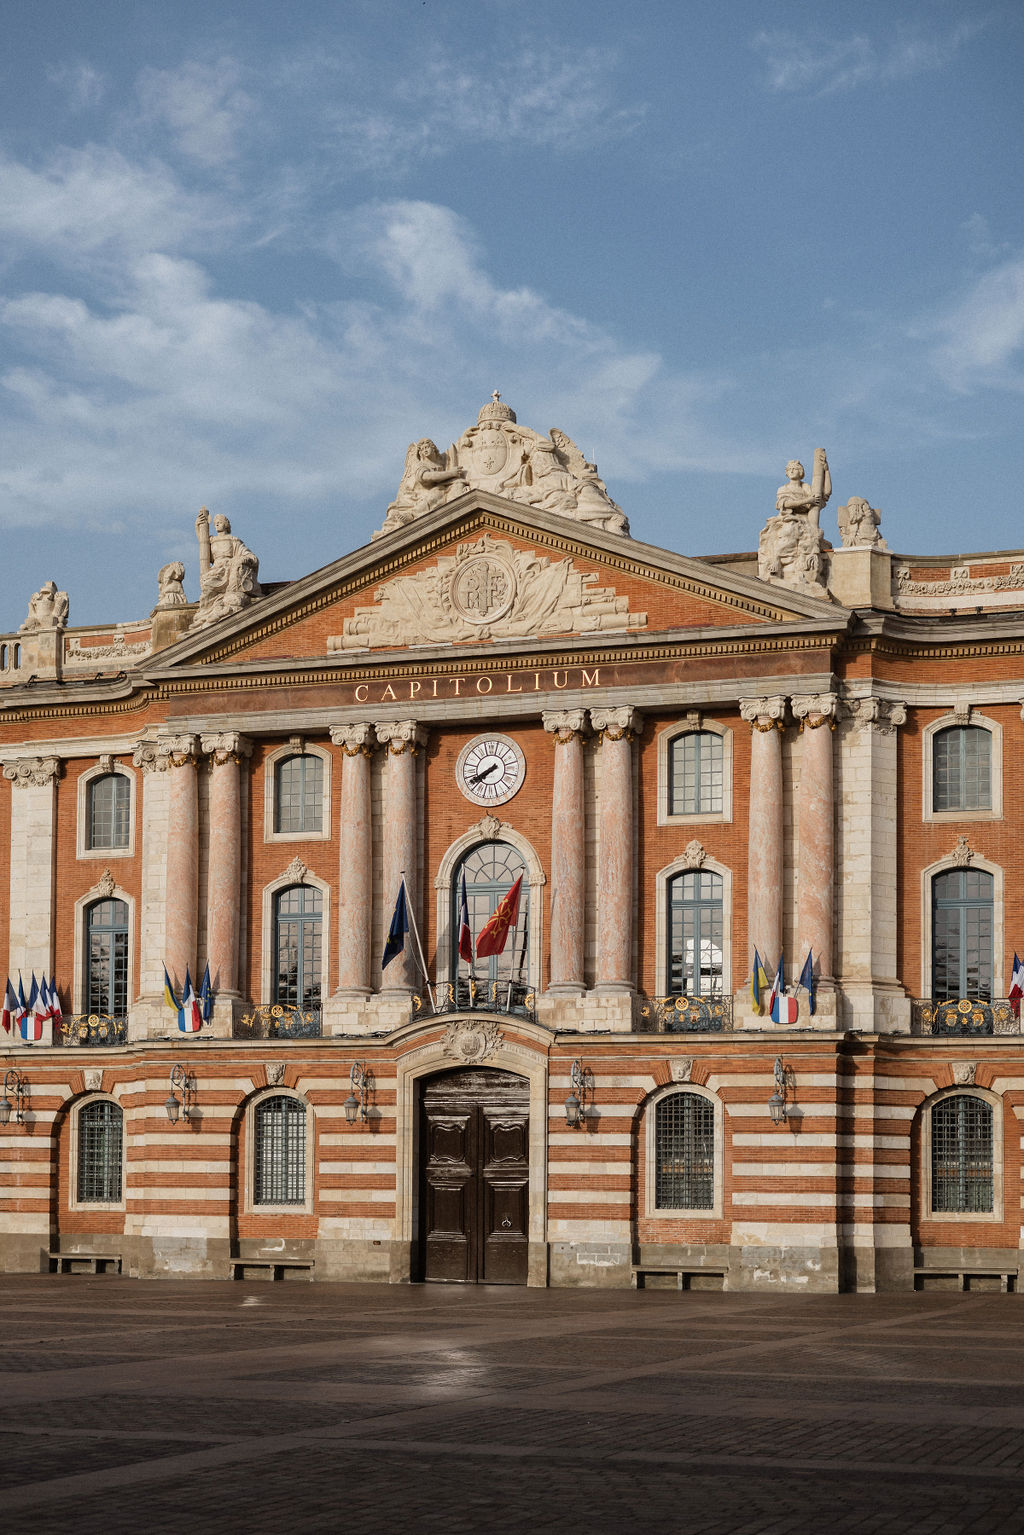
377;395;628;539
329;535;647;651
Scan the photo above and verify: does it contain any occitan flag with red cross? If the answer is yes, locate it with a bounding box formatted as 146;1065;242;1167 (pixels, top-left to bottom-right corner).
475;875;523;959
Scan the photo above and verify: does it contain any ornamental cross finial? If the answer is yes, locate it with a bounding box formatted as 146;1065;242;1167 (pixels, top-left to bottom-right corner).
491;390;501;405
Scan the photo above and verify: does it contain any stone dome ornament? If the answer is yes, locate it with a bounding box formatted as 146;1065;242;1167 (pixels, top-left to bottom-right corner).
377;397;629;539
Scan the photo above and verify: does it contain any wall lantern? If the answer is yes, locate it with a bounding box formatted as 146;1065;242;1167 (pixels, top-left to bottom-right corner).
164;1065;196;1125
0;1070;27;1126
345;1061;369;1125
564;1059;590;1128
768;1056;789;1125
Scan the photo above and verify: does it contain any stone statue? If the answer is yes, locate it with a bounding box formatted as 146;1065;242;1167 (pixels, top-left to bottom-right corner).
380;439;469;536
758;449;832;598
19;580;69;633
192;508;262;629
376;396;629;538
776;451;831;528
837;496;887;550
155;562;188;609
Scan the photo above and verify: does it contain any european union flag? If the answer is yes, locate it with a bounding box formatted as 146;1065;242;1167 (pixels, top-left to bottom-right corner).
382;880;409;970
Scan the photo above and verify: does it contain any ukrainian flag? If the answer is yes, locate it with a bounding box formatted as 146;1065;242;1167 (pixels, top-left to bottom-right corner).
751;949;770;1015
163;966;180;1016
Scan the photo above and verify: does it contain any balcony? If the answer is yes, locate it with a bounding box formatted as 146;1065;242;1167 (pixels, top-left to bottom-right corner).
911;999;1018;1036
233;1005;323;1040
54;1013;129;1047
411;979;536;1023
636;995;733;1033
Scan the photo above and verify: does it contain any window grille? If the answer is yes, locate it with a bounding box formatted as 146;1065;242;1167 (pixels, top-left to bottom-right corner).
667;870;723;996
274;754;323;834
273;885;322;1010
655;1092;715;1209
86;898;129;1016
933;727;992;812
254;1096;306;1205
451;842;529;984
932;868;993;1000
669;732;723;816
88;773;131;850
931;1094;994;1213
77;1100;123;1203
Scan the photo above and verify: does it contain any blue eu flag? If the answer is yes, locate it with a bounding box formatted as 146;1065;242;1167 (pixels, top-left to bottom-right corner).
382;880;409;970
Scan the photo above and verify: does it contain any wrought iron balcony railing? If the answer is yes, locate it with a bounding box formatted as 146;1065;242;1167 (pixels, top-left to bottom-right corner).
911;998;1018;1036
54;1013;129;1047
411;979;536;1022
636;995;733;1033
233;1005;323;1040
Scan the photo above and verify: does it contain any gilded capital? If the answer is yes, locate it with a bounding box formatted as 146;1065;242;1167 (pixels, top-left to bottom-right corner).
330;722;376;756
376;720;427;755
200;732;253;766
791;693;838;730
739;696;787;732
591;706;642;742
542;709;588;745
2;755;61;788
157;733;199;768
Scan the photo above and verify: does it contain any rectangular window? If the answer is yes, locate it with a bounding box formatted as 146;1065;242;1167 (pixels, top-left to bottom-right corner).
934;728;991;812
254;1099;306;1204
669;733;723;816
931;1096;993;1213
88;774;131;850
77;1103;123;1203
275;755;323;834
655;1093;715;1209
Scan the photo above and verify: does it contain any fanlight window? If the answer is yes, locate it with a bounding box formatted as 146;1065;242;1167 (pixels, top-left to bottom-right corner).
88;773;131;850
451;842;529;984
933;727;991;812
667;870;723;996
273;885;322;1011
654;1092;715;1210
931;868;993;1001
274;754;323;835
931;1095;994;1214
86;898;129;1016
253;1096;307;1205
77;1100;123;1203
668;732;723;817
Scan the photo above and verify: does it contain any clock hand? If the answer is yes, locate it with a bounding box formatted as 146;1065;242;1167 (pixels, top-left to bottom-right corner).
468;761;502;785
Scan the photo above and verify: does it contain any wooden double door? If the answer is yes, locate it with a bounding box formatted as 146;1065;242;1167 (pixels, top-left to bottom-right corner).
419;1067;530;1285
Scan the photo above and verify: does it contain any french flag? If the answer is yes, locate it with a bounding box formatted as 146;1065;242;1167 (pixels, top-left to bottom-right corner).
179;966;203;1033
457;871;473;964
20;976;44;1042
1010;952;1024;1020
768;957;799;1024
0;977;16;1034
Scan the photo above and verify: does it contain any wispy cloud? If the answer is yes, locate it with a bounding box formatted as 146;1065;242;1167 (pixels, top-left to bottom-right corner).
924;257;1024;393
752;20;984;95
134;58;257;166
46;60;107;112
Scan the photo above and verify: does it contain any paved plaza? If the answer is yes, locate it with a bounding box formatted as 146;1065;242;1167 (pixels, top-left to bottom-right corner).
0;1277;1023;1533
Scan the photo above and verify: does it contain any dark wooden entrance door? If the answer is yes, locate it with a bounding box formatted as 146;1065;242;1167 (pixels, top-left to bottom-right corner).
419;1067;530;1285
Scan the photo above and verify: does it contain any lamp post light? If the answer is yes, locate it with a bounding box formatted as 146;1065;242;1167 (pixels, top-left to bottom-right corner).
564;1059;589;1128
164;1065;196;1125
0;1070;26;1126
768;1056;789;1126
344;1061;369;1125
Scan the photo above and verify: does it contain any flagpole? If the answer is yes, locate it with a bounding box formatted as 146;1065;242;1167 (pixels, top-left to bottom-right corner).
401;871;436;1012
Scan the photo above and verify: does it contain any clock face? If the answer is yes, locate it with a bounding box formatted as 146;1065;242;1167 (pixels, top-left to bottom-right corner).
456;735;526;806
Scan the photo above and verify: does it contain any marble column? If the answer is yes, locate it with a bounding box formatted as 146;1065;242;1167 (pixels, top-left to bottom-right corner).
330;723;375;996
739;697;787;976
162;734;199;993
376;721;426;994
591;707;642;992
791;694;837;984
200;732;252;999
2;755;60;984
543;710;589;993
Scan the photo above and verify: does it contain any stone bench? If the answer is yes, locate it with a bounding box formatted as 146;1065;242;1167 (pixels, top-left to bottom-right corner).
48;1251;122;1275
913;1266;1017;1293
631;1264;725;1292
230;1259;315;1282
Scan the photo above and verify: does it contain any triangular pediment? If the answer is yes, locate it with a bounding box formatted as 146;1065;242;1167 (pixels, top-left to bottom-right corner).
147;492;847;672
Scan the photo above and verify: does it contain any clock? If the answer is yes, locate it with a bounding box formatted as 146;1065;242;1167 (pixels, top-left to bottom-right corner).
456;734;526;806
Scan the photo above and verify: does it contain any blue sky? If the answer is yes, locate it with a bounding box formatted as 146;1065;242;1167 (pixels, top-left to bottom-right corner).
1;0;1021;630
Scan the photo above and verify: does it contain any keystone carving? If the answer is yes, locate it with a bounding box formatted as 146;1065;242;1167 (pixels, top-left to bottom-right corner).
83;1069;103;1092
283;857;308;884
474;813;504;841
680;840;707;870
95;868;116;900
671;1058;694;1083
951;835;974;868
950;702;972;727
2;756;61;788
265;1063;286;1086
441;1017;503;1063
952;1061;977;1086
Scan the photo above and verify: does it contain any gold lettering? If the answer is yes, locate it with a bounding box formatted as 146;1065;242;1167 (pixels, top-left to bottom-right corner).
381;684;397;701
476;677;493;695
409;681;422;699
452;678;465;696
553;670;568;689
533;673;541;691
431;679;439;698
506;674;522;694
581;668;600;688
354;684;369;703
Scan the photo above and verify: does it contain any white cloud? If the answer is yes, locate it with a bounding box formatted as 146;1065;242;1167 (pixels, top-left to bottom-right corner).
46;61;107;112
752;20;984;95
134;58;257;166
925;258;1024;392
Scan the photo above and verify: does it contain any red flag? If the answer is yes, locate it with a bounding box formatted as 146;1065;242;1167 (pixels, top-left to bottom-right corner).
457;872;473;964
475;876;523;959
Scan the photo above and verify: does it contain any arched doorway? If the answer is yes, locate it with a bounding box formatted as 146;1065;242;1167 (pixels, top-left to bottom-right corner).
418;1066;529;1285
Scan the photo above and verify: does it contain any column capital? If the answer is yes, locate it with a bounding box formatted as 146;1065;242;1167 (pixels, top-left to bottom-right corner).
591;706;643;742
152;732;199;768
847;697;908;734
1;755;61;788
330;722;376;756
376;720;427;755
542;709;589;744
791;693;839;730
739;696;787;731
200;732;253;765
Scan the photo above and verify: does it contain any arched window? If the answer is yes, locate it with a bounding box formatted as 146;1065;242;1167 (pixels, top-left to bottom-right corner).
667;869;723;996
932;869;993;1000
86;899;129;1016
654;1092;715;1210
253;1096;307;1205
668;732;723;817
77;1100;123;1203
87;773;131;850
931;1095;993;1213
933;726;992;812
274;754;323;834
273;885;322;1010
451;841;529;984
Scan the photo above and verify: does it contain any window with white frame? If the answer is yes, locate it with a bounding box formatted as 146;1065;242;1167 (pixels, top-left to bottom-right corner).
253;1095;307;1205
77;1100;123;1203
451;841;529;985
930;1094;994;1214
666;869;723;996
933;726;992;813
654;1091;715;1210
85;898;129;1016
931;868;993;1000
669;731;723;817
274;753;323;835
87;772;131;850
273;885;322;1010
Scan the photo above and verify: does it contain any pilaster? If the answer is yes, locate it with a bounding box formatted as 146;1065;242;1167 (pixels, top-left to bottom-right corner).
2;757;60;1035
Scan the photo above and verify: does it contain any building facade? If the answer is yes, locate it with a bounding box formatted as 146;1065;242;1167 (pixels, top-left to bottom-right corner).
0;397;1021;1292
